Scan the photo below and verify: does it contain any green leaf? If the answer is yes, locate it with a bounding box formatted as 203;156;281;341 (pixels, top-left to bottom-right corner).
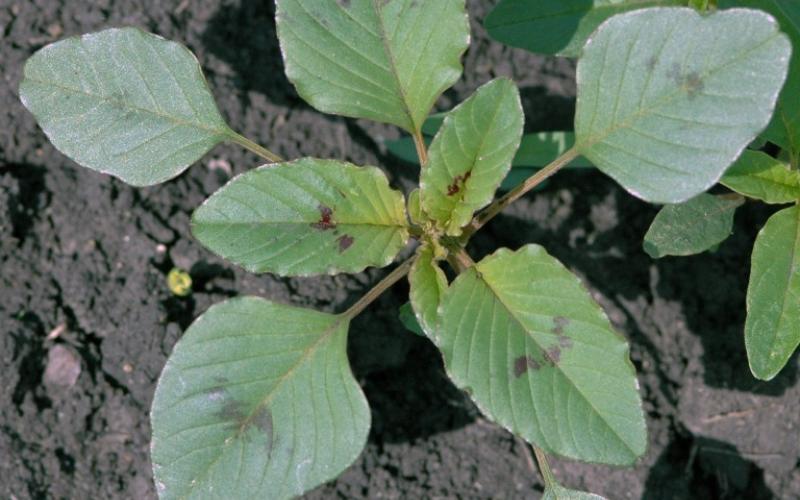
574;7;791;203
398;302;425;337
408;245;448;340
719;1;800;157
192;158;409;276
437;245;647;465
485;0;683;58
276;0;469;134
745;205;800;380
407;188;424;225
643;193;744;258
421;78;524;235
19;27;230;186
543;484;607;500
515;132;593;168
150;297;369;499
721;150;800;203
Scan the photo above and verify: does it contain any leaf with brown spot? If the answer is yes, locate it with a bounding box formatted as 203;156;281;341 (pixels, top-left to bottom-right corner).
151;297;370;499
421;78;523;236
192;158;409;276
437;245;646;465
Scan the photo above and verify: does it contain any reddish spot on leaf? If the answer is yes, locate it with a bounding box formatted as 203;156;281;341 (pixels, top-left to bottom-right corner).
311;204;336;230
447;171;472;196
513;355;541;377
552;316;570;335
544;346;561;365
337;234;354;253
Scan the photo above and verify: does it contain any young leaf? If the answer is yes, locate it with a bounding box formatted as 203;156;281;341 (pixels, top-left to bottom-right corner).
192;158;409;276
574;7;791;203
421;78;524;235
408;245;448;340
275;0;469;134
407;188;424;225
398;302;425;337
720;1;800;157
745;205;800;380
721;150;800;204
485;0;683;58
437;245;647;465
150;297;369;500
543;485;607;500
19;27;231;186
643;193;744;258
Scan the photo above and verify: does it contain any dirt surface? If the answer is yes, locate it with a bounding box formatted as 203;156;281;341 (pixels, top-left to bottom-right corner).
1;1;799;499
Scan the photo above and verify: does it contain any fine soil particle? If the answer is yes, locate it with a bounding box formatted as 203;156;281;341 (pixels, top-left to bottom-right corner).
1;1;798;499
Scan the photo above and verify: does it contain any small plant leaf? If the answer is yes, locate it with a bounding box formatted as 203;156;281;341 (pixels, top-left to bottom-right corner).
19;27;230;186
485;0;683;58
437;245;647;465
543;485;607;500
643;193;744;258
745;205;800;380
408;245;448;340
574;7;791;203
421;78;524;235
407;188;424;225
192;158;409;276
150;297;369;500
398;302;425;337
275;0;469;134
720;1;800;157
721;150;800;203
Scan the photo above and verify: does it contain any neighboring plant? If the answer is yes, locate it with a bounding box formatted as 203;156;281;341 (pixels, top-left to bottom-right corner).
19;1;791;498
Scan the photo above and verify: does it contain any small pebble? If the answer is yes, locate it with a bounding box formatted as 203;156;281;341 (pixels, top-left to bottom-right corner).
44;345;81;388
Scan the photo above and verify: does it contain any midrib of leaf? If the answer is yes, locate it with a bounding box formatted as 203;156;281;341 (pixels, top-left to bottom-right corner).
475;270;639;457
181;315;348;497
24;77;229;137
577;31;782;149
663;199;741;233
372;0;417;133
756;207;800;358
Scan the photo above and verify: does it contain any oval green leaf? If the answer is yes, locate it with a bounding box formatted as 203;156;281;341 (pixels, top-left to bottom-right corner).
192;158;409;276
398;302;425;337
19;27;230;186
485;0;682;58
643;193;744;258
721;150;800;203
150;297;369;499
437;245;647;465
421;78;524;235
574;7;791;203
746;205;800;380
276;0;469;134
408;244;448;340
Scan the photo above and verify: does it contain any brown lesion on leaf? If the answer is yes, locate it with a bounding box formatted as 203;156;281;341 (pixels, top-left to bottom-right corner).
646;56;658;71
513;355;541;378
253;405;275;456
311;204;337;231
447;171;472;196
544;346;561;365
336;234;354;253
667;63;705;99
552;316;569;335
205;381;276;454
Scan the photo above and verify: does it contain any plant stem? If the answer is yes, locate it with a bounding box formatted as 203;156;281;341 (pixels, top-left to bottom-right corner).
227;130;284;163
342;257;414;320
532;445;557;490
413;130;429;167
462;146;580;239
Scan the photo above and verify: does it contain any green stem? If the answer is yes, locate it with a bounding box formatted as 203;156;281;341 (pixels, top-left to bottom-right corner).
342;257;414;320
227;130;284;163
413;130;429;167
462;146;580;240
532;445;557;490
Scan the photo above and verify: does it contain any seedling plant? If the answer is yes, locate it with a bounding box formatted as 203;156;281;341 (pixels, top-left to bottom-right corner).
19;0;793;498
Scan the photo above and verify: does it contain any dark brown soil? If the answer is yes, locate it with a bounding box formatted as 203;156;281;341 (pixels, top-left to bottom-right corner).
1;1;798;499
